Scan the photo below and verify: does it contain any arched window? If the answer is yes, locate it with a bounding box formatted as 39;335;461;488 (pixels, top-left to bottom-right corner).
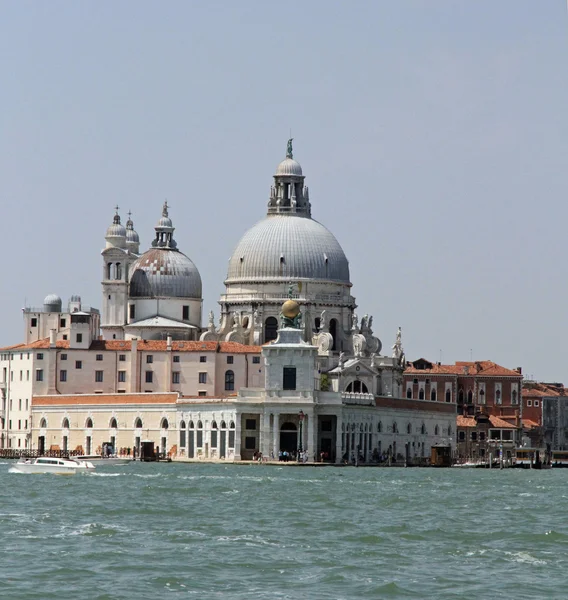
364;424;368;432
407;423;412;434
418;388;425;400
40;418;47;428
329;319;338;351
210;421;218;448
406;388;412;399
431;388;437;401
220;421;227;429
115;263;122;280
512;390;518;404
392;422;398;434
225;370;235;391
479;389;485;403
107;263;112;279
179;421;186;447
229;421;235;429
435;425;439;436
135;417;143;428
421;423;426;435
496;389;502;403
448;424;452;436
85;417;93;428
211;421;218;429
467;390;473;404
180;420;186;430
160;418;169;430
459;431;465;441
378;421;382;433
197;421;203;429
458;389;464;404
346;381;369;393
109;418;118;429
188;420;194;429
445;389;451;403
62;418;69;429
264;317;278;343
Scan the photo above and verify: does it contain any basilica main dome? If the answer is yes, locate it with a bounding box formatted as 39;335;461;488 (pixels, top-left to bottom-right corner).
225;214;350;284
225;143;350;286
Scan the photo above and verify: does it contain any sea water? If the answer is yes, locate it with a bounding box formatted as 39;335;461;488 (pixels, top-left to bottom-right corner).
0;462;566;599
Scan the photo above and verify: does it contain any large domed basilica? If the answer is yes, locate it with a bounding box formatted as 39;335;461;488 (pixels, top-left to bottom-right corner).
100;141;381;360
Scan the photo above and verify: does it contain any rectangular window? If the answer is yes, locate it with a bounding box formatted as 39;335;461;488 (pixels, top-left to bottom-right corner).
146;355;153;364
228;430;235;448
245;419;256;430
95;370;104;383
245;436;256;450
145;371;153;383
283;366;297;391
182;305;190;320
19;371;22;381
25;399;28;410
118;371;126;383
63;334;68;340
119;354;126;362
26;370;29;381
18;399;21;410
534;400;539;408
37;353;44;360
36;369;44;382
200;356;207;363
172;372;180;384
527;400;532;407
96;354;103;361
76;333;82;343
227;356;234;364
199;372;207;384
61;354;67;361
173;355;180;363
198;391;207;397
60;318;66;328
129;304;136;319
75;361;82;369
31;318;37;327
252;356;260;364
25;420;27;429
60;370;67;382
18;420;21;430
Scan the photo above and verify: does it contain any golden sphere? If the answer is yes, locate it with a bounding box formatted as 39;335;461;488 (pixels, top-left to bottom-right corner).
282;299;300;318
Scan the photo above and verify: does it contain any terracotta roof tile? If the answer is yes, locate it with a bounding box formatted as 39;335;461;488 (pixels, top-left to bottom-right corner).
33;393;178;406
522;419;540;429
406;359;522;378
456;415;516;429
3;338;262;354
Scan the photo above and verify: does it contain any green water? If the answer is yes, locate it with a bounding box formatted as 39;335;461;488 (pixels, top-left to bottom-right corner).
0;462;566;599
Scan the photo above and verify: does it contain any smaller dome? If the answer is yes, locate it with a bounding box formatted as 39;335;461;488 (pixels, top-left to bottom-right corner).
275;158;303;177
126;228;139;244
43;293;62;306
157;216;173;228
43;294;62;312
106;212;126;238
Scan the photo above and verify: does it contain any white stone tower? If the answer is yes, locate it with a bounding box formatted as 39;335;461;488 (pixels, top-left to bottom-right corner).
101;207;140;340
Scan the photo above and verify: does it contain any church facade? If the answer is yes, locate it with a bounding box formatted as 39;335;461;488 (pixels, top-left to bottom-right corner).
0;141;457;462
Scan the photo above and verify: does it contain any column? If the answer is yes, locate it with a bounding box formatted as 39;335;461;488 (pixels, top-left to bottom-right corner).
261;411;271;458
306;410;315;462
335;412;343;464
273;412;280;458
234;413;242;460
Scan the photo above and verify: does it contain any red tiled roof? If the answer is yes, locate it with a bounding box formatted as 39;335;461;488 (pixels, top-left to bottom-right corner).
456;415;516;429
522;382;564;397
2;338;261;354
33;393;178;406
522;419;540;429
406;359;521;378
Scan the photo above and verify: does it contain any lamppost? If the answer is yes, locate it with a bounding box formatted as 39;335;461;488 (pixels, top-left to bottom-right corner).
298;410;305;460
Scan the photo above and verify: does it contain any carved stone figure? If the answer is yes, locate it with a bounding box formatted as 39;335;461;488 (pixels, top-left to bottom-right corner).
287;138;294;159
351;313;359;332
338;352;346;369
316;331;333;353
352;333;366;357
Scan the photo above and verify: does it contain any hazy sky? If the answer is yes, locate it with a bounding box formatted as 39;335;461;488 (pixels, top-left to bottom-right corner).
1;1;567;382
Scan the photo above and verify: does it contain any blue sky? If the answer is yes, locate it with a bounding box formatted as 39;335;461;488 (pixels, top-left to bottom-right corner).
1;1;567;381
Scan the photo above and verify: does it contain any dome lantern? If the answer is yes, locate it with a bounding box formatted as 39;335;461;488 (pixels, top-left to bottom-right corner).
105;206;127;248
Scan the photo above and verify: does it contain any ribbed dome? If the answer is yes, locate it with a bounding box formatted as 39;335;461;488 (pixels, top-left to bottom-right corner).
126;228;140;244
106;222;126;238
275;158;303;177
226;215;350;284
157;216;173;228
130;248;202;298
43;293;62;306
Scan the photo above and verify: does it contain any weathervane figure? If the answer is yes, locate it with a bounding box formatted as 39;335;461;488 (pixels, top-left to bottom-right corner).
286;138;294;159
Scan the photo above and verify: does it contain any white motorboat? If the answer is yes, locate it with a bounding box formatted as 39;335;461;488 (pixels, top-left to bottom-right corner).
72;455;133;466
11;456;95;475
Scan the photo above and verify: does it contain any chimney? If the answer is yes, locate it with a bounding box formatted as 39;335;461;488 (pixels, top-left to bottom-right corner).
516;367;522;374
166;334;172;351
49;329;56;349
